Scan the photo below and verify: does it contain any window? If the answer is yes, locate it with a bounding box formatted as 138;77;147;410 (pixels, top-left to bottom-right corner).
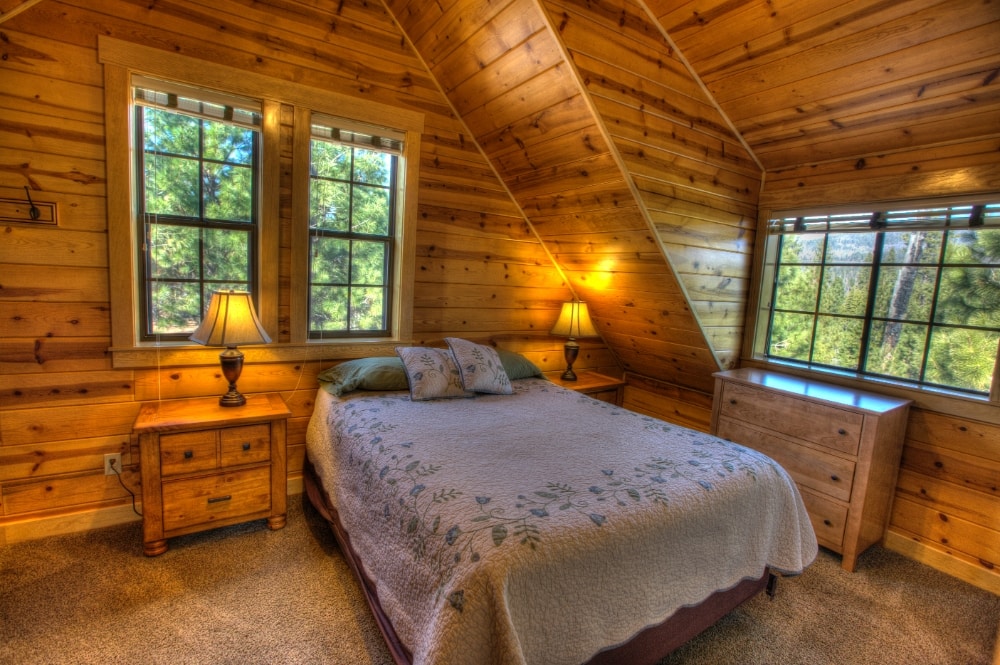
102;38;422;365
308;118;402;338
759;199;1000;396
134;80;262;341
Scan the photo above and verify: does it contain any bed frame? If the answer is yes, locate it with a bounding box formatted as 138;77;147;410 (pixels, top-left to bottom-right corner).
304;458;775;665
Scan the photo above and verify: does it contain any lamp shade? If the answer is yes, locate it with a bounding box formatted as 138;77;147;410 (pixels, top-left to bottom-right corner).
550;301;599;338
190;290;271;347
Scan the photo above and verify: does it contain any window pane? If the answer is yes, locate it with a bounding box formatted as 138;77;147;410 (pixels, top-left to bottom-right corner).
143;108;198;156
935;268;1000;327
311;141;352;180
351;240;387;285
865;321;927;381
812;316;863;369
149;224;200;279
350;286;386;331
819;266;870;316
924;327;998;393
311;236;350;284
353;149;392;186
826;233;875;263
944;228;1000;264
310;286;349;331
145;156;199;216
883;231;942;264
352;184;391;235
203;121;254;165
874;266;937;322
204;163;253;222
150;281;200;335
310;179;351;231
203;228;250;282
775;265;820;311
780;235;824;264
769;311;814;361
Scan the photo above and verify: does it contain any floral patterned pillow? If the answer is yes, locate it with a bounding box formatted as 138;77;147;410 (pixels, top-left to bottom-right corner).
445;338;513;395
395;346;474;401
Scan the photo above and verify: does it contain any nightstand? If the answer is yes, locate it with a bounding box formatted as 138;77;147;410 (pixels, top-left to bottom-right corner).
133;393;291;556
549;371;626;406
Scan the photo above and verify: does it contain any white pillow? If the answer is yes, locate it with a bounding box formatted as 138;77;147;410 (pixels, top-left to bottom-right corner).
445;338;513;395
395;346;474;400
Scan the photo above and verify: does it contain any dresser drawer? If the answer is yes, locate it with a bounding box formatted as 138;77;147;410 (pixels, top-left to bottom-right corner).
798;487;848;550
160;430;217;476
161;466;271;533
220;424;271;467
717;417;856;503
720;381;863;456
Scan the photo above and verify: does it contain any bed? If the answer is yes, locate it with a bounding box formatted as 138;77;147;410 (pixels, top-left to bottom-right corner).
304;346;817;665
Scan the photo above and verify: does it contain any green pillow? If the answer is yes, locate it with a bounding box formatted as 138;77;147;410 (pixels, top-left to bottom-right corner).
496;349;543;380
317;356;409;396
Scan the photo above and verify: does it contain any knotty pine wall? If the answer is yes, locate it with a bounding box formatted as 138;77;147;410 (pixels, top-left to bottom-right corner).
759;140;1000;593
0;0;618;544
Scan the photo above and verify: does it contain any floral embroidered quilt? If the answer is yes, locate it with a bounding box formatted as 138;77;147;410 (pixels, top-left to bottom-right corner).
306;378;817;665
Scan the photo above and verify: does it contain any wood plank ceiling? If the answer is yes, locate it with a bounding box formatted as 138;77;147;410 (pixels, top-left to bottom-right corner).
385;0;1000;395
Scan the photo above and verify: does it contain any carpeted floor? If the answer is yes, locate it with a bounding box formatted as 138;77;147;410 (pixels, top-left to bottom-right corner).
1;496;997;665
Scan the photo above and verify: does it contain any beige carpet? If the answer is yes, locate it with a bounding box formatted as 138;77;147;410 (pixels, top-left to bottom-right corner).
1;496;997;665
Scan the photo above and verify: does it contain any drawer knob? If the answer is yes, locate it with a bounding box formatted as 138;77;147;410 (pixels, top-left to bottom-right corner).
242;442;251;451
729;399;737;405
823;519;832;526
183;450;193;459
830;475;840;482
207;495;232;504
838;428;847;435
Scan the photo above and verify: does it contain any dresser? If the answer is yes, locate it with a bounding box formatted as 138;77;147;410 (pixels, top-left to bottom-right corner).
711;368;910;571
134;393;291;556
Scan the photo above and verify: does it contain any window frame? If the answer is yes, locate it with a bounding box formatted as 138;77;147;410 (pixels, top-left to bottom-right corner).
100;37;422;367
749;195;1000;405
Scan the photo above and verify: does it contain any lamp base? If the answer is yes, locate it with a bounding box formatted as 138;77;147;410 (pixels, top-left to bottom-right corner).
562;338;580;382
218;347;247;407
218;390;247;407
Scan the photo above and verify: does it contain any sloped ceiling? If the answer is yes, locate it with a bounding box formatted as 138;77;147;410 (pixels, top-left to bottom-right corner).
384;0;999;394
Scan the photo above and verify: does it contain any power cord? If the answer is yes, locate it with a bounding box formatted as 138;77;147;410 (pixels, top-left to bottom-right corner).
108;458;142;517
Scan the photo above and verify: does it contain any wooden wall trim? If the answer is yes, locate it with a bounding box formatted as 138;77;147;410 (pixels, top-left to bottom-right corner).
97;36;425;133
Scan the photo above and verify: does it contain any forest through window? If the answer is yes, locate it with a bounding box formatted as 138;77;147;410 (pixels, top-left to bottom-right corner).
764;201;1000;396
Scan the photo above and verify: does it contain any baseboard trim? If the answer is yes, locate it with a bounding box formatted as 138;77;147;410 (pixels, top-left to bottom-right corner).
0;478;305;547
884;529;999;595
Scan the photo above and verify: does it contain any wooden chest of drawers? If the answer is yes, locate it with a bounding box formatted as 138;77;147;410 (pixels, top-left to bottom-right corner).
133;393;291;556
711;368;910;571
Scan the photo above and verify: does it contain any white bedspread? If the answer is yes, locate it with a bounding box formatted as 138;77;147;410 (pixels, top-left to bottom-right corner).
306;378;816;665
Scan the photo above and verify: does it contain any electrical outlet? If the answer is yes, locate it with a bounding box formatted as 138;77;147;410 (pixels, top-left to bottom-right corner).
104;453;122;476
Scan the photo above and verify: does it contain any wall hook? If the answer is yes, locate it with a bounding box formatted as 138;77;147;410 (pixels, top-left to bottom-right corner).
24;186;40;220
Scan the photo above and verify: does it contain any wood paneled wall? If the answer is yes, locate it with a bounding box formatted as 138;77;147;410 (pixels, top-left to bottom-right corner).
385;0;756;396
759;140;1000;593
0;0;615;542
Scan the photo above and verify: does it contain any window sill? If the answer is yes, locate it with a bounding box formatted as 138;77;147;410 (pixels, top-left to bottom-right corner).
110;339;409;369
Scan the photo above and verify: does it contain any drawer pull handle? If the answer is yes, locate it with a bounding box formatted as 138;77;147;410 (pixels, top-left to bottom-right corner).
183;450;193;459
729;399;737;405
838;428;847;435
823;519;832;526
242;442;251;451
207;495;232;504
830;475;840;482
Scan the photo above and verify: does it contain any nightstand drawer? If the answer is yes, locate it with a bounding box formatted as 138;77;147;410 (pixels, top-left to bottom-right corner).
161;466;271;533
160;430;218;476
717;417;856;503
721;381;863;456
220;424;271;467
